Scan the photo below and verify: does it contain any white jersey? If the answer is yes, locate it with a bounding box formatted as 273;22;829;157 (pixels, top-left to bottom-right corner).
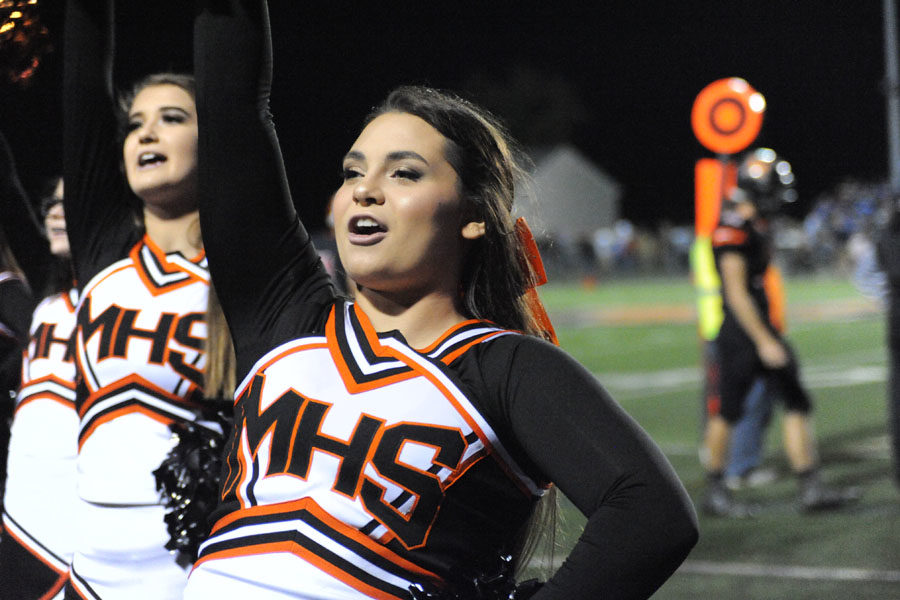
3;289;79;583
74;237;209;505
186;301;541;599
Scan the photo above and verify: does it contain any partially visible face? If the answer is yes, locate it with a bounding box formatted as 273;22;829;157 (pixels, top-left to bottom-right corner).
45;180;69;258
332;112;484;297
122;83;198;215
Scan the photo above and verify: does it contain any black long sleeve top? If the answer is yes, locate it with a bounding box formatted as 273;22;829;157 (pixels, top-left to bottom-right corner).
192;2;697;598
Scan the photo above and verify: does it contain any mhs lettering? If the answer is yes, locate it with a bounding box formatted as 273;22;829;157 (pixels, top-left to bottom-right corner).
224;374;468;549
30;322;75;363
78;297;205;386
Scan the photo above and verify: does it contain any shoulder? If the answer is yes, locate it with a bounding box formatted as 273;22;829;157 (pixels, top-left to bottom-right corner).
454;331;592;404
472;330;563;366
440;325;556;368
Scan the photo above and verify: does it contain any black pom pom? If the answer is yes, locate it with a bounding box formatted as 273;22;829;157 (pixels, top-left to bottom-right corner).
407;554;543;599
153;410;232;562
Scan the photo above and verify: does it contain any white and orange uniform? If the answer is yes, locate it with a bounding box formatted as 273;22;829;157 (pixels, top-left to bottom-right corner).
187;302;544;599
0;122;81;597
190;2;699;598
65;239;209;600
2;290;79;599
63;1;211;597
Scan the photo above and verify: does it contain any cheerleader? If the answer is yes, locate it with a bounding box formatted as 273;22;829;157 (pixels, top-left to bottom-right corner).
185;2;698;599
0;126;81;598
61;1;230;597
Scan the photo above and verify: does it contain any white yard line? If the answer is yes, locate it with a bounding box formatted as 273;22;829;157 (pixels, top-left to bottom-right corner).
677;560;900;583
597;364;886;398
529;557;900;583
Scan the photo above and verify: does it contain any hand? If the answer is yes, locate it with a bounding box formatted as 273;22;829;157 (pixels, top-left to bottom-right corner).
756;338;788;368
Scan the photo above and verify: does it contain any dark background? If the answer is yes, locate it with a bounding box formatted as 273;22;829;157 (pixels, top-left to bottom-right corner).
0;2;889;232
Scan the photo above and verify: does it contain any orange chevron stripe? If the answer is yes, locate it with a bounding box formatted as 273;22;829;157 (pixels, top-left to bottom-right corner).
19;373;76;391
15;393;76;415
203;497;440;593
78;403;178;451
195;539;407;599
326;307;417;395
1;517;68;576
77;372;196;418
130;236;207;297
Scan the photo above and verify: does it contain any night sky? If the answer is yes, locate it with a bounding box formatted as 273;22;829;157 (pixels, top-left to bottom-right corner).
0;2;889;232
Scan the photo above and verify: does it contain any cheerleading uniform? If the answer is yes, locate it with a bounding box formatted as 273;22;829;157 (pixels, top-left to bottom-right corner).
711;211;811;424
0;129;79;600
187;2;697;598
62;1;210;598
1;290;79;600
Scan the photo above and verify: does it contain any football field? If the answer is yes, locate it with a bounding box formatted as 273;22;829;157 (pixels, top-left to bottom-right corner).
537;274;898;599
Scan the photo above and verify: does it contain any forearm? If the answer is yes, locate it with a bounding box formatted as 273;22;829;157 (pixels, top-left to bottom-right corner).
194;0;330;342
63;0;129;282
533;424;698;599
63;0;113;97
536;492;697;599
195;0;290;275
506;339;698;598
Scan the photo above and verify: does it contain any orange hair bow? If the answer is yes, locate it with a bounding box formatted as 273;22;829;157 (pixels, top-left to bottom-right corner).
515;217;559;346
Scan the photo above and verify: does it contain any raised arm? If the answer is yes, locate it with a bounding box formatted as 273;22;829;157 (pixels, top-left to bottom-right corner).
194;0;333;376
63;0;137;287
0;131;51;294
497;337;698;599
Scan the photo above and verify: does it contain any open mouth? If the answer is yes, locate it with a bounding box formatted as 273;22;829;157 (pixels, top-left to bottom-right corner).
348;215;387;244
138;152;167;169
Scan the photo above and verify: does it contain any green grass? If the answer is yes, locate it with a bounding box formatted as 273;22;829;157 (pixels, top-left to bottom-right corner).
539;277;699;309
537;274;897;599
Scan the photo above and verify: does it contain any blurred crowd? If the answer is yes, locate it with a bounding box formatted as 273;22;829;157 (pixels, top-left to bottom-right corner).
540;176;896;303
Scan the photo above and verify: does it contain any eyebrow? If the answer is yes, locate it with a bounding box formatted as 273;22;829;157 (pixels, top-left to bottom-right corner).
128;106;193;120
342;150;429;164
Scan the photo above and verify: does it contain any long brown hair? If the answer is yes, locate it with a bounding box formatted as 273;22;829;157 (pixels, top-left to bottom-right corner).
204;281;236;401
366;86;557;574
